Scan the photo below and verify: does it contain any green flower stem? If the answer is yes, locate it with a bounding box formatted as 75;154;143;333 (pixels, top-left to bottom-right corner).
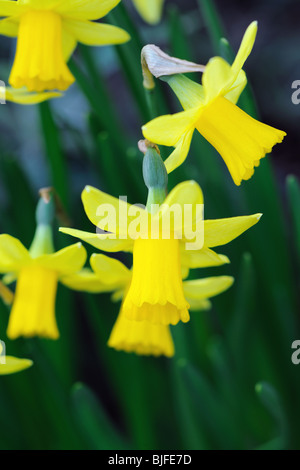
69;54;127;154
39;101;68;210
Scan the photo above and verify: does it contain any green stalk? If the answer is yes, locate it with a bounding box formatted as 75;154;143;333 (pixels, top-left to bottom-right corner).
39;101;69;210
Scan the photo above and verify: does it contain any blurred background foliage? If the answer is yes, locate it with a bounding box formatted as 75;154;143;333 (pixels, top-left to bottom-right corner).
0;0;299;450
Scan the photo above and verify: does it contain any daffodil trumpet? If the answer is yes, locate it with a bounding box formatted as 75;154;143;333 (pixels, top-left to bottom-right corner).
142;21;286;185
0;0;130;92
61;253;234;358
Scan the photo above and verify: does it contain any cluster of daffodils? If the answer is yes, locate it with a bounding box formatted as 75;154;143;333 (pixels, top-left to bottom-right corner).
59;147;261;357
0;4;286;374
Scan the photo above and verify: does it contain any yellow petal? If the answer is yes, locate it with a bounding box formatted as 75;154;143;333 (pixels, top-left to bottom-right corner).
5;87;62;104
142;107;200;147
132;0;164;24
181;247;230;268
62;28;77;61
224;69;247;105
186;297;212;311
0;280;14;305
0;0;25;17
156;180;203;237
91;254;131;287
0;234;30;273
82;185;149;238
183;276;234;302
0;17;18;36
204;214;262;247
37;242;86;275
202;22;257;103
24;0;63;8
231;21;258;77
166;74;205;110
59;228;134;252
163;180;203;207
57;0;121;20
63;19;130;46
111;288;125;303
60;268;109;293
164;128;194;174
2;272;17;285
0;356;33;375
203;56;233;102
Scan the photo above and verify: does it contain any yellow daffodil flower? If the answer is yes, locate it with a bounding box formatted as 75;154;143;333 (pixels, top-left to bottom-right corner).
0;342;33;375
132;0;164;25
62;253;234;358
0;0;130;92
0;234;86;339
3;85;62;104
60;180;261;326
142;22;286;185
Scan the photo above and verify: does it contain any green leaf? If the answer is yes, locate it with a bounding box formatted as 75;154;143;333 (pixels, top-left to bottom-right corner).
286;175;300;261
71;382;129;450
255;381;288;449
175;358;242;449
197;0;226;53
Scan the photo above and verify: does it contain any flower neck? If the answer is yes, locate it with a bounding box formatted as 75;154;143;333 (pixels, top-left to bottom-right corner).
29;224;54;258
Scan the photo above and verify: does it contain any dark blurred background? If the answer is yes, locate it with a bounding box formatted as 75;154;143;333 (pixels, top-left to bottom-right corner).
0;0;299;450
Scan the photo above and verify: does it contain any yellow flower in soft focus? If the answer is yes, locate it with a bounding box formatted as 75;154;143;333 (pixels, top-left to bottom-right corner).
131;0;164;25
62;253;234;358
0;342;33;375
0;230;86;339
142;22;286;185
0;0;130;92
0;191;89;340
3;85;62;104
60;181;261;326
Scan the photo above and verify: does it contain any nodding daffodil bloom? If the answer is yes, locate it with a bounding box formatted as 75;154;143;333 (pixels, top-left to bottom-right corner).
0;343;33;375
131;0;164;25
62;253;234;358
0;232;86;339
142;22;286;185
0;0;130;92
3;86;62;104
60;180;261;326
